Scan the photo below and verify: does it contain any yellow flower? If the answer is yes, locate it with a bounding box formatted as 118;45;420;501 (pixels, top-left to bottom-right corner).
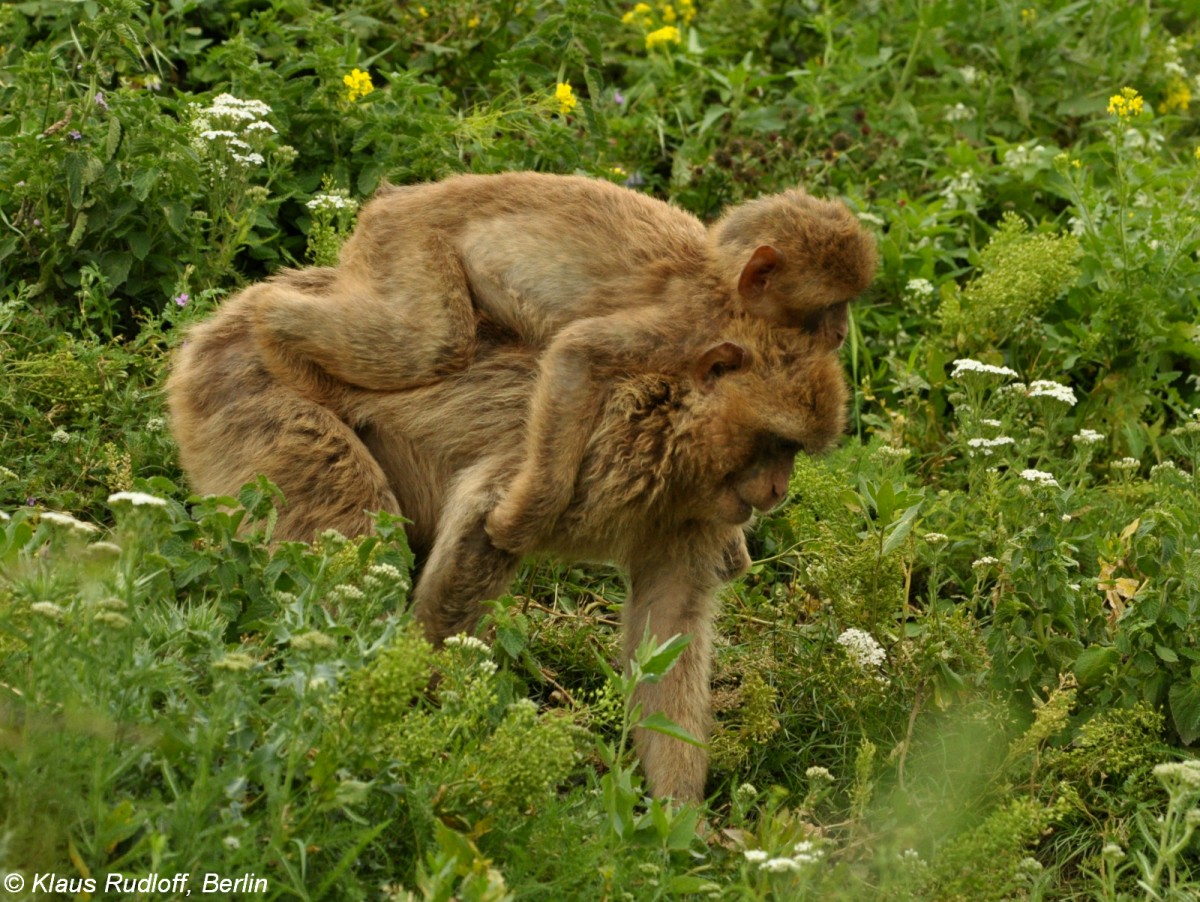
645;25;681;50
1195;145;1200;161
1163;77;1191;113
555;82;577;115
622;2;653;25
1020;8;1037;24
467;14;480;28
417;6;429;17
608;165;627;177
1107;86;1144;120
343;68;374;102
677;0;696;23
662;3;676;23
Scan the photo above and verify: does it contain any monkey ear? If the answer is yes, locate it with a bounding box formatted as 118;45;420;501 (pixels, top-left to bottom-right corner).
737;245;783;301
695;341;747;391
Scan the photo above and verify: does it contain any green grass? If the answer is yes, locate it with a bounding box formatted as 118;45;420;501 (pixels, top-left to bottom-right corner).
3;0;1200;898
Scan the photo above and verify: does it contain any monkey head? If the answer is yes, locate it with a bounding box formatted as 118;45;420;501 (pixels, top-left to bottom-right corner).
577;319;848;534
711;188;877;351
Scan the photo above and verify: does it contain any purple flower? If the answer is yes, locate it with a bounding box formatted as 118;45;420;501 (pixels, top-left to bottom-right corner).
613;90;626;106
68;130;82;141
173;292;189;307
26;497;36;507
95;92;109;111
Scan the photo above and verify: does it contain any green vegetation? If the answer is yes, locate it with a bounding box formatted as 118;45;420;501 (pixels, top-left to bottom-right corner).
3;0;1200;897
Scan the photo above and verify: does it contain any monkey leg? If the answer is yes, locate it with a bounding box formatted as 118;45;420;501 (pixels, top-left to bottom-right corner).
623;552;723;803
413;463;521;644
251;233;478;392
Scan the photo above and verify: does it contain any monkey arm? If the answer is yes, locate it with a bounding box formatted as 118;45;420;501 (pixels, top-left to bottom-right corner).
484;310;680;554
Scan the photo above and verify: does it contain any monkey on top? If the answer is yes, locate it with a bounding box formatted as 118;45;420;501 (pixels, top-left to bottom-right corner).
168;171;877;802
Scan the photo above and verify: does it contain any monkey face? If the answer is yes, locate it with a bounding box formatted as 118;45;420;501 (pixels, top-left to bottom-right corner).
688;328;849;525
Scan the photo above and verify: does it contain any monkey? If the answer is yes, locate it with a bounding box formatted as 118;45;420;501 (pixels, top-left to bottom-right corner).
242;173;875;552
249;173;875;394
168;288;849;801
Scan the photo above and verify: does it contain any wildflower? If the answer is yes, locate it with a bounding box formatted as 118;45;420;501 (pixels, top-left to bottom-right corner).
417;6;428;17
444;634;490;652
613;89;626;105
939;170;981;210
343;68;374;103
735;782;758;803
874;445;911;461
621;2;653;26
94;92;109;111
951;358;1018;380
1107;86;1144;120
31;602;65;620
68;130;82;141
1111;457;1139;472
213;652;257;672
743;849;769;863
328;584;365;603
1163;77;1191;113
51;428;71;443
943;102;976;122
554;82;577;115
1153;760;1200;791
108;491;169;508
94;611;131;629
0;511;9;522
1020;8;1036;23
1027;379;1077;406
958;65;978;85
223;836;241;851
145;417;165;433
368;562;404;581
857;211;885;227
291;630;337;651
924;532;948;545
86;541;122;558
677;0;696;24
173;292;189;307
836;628;886;669
1020;468;1060;488
41;511;100;534
805;765;833;782
762;857;802;873
1101;843;1125;862
306;192;357;213
467;14;480;27
967;436;1016;456
972;556;999;568
905;277;935;300
662;3;676;22
1073;428;1104;445
645;25;682;49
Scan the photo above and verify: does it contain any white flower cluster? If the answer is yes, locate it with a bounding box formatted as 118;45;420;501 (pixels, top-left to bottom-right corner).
905;277;934;300
1073;428;1105;445
41;511;100;534
1020;468;1060;488
1153;759;1200;791
972;556;999;569
1027;379;1077;406
444;634;490;653
306;192;358;213
744;841;823;872
940;171;981;210
1111;457;1139;472
327;584;365;603
951;358;1018;380
967;436;1015;456
51;428;71;443
943;102;976;122
836;628;886;669
109;490;169;508
1004;143;1052;170
191;93;276;169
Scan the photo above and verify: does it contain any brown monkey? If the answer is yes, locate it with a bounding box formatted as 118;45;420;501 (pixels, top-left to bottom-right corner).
249;173;876;395
244;173;873;551
169;294;848;801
